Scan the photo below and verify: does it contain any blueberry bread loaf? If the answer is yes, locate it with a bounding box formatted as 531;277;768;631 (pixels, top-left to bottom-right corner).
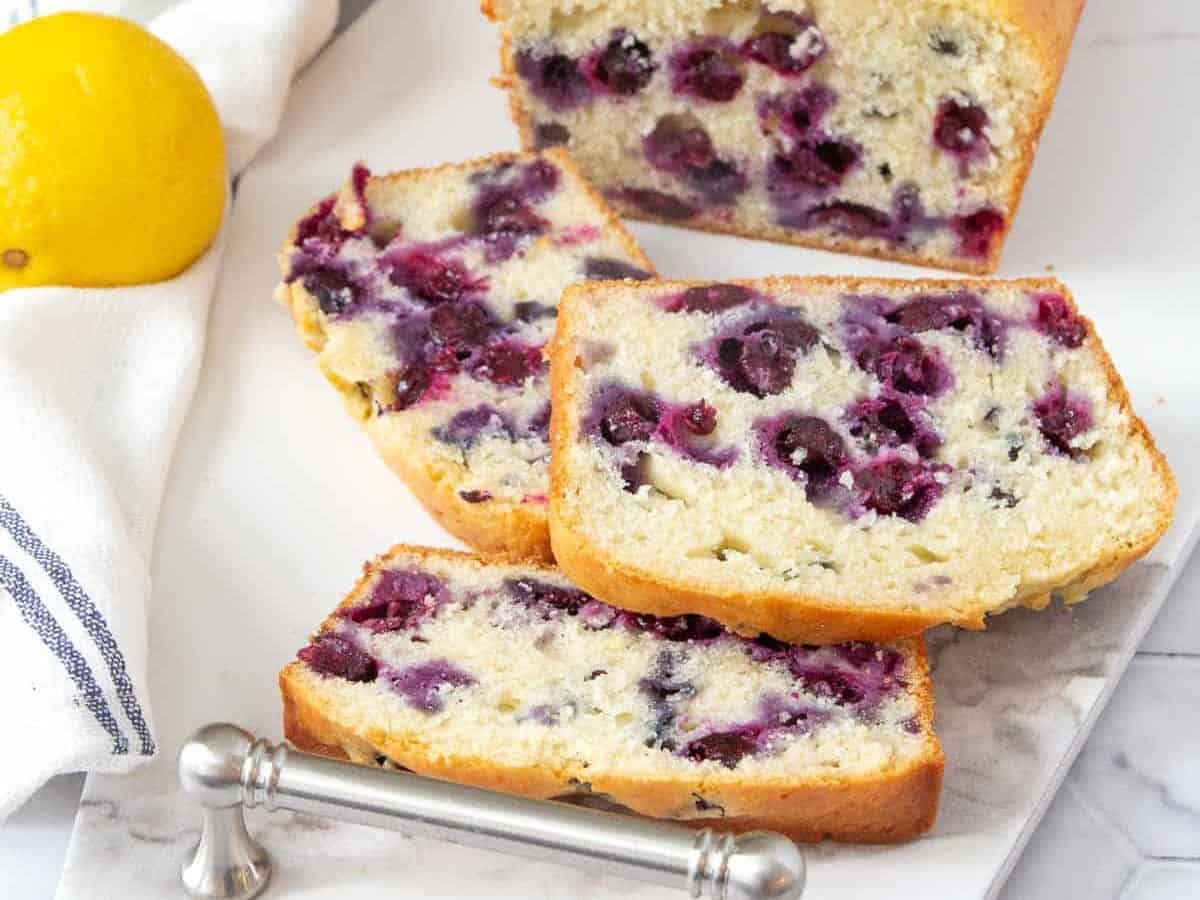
548;276;1175;644
483;0;1085;273
276;151;654;561
280;545;943;843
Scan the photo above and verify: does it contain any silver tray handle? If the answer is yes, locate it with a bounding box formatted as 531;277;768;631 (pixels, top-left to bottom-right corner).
178;723;806;900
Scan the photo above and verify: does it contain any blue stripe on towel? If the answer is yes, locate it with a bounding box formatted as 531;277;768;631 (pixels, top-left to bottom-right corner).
0;553;128;754
0;496;155;755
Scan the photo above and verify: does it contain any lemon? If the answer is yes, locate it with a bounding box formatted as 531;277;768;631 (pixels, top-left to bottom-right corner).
0;12;226;290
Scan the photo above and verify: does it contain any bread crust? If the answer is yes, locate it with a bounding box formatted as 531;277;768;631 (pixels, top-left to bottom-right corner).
548;275;1176;645
280;543;944;843
275;149;655;563
483;0;1087;275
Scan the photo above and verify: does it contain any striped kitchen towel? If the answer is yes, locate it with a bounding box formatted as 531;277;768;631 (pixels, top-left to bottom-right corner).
0;0;337;818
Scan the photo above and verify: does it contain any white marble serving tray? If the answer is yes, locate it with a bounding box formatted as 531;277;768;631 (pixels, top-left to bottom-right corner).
55;2;1200;898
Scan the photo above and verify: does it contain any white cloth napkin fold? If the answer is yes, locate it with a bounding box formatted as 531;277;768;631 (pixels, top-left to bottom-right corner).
0;0;337;819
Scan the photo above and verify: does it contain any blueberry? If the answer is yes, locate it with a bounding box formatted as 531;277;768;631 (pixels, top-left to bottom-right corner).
740;18;825;76
682;400;717;435
758;85;837;139
294;196;345;246
669;40;745;102
845;395;942;457
619;452;649;493
888;293;974;332
773;137;860;190
644;114;712;174
433;405;515;449
385;360;433;412
682;730;758;768
1032;388;1093;458
731;330;797;396
506;577;591;618
638;651;694;750
596;390;662;445
864;336;952;396
470;340;545;386
1030;293;1086;348
470;161;558;250
297;634;377;682
427;302;494;367
614;188;700;220
656;403;739;468
512;300;557;321
769;414;848;500
474;190;548;239
592;32;657;95
988;485;1019;508
790;642;903;705
459;489;492;503
633;613;726;642
664;282;756;313
833;642;902;675
302;267;359;315
934;98;990;160
516;50;591;111
533;121;571;148
643;115;746;204
804;200;891;237
389;251;485;306
518;402;549;444
689;158;748;205
712;313;818;397
798;669;865;704
342;569;448;632
578;601;618;630
952;207;1005;259
518;158;561;201
583;256;653;281
887;292;1006;357
750;633;792;660
891;183;934;231
854;457;945;522
386;660;475;713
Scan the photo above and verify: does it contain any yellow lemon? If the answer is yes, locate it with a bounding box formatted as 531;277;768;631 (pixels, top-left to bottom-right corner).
0;12;226;290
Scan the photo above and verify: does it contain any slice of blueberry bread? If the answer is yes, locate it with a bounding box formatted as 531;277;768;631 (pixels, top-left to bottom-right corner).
276;150;654;561
280;545;943;843
548;276;1175;644
483;0;1084;273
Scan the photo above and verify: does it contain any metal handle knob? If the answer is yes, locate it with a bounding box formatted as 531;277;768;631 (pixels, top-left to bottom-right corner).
178;723;805;900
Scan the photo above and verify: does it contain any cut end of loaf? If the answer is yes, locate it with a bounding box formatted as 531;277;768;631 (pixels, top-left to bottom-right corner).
485;0;1085;272
548;275;1175;643
274;151;654;560
280;544;943;843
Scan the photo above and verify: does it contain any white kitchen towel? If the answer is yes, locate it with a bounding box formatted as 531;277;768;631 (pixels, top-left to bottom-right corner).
0;0;337;819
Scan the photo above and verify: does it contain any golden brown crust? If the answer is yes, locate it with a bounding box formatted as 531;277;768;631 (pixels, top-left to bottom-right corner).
274;150;655;563
280;543;944;843
368;421;556;561
548;275;1176;645
484;1;1088;275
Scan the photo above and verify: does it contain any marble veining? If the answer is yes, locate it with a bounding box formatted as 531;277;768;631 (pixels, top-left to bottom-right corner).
998;565;1200;899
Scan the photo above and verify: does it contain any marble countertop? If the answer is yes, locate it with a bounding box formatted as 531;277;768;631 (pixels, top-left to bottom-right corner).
4;549;1196;900
2;1;1198;898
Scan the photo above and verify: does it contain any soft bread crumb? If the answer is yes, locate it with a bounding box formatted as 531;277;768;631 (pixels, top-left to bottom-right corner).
548;275;1176;643
280;545;944;843
485;0;1085;273
275;151;654;560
